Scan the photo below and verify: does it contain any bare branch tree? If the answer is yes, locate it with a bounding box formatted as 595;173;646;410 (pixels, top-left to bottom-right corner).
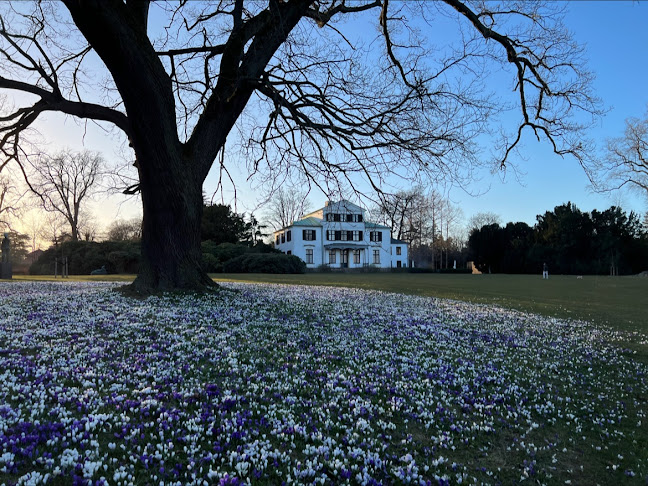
0;172;25;231
39;211;69;249
467;211;502;233
0;1;602;291
27;149;103;241
106;217;142;242
599;108;648;199
263;187;311;231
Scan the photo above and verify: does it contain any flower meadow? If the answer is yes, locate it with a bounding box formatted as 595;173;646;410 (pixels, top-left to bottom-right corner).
0;281;647;486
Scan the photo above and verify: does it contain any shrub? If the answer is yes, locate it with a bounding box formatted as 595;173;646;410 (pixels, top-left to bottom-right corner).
222;253;306;273
201;241;248;265
201;253;219;273
30;240;141;275
202;242;282;273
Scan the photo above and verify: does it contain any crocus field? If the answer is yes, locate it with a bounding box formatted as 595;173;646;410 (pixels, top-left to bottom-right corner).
1;281;647;486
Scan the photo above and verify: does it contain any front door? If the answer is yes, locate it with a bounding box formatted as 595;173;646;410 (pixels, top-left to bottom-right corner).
341;249;349;268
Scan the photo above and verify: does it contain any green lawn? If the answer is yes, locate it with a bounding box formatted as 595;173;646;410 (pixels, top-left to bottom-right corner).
13;271;648;333
212;272;648;332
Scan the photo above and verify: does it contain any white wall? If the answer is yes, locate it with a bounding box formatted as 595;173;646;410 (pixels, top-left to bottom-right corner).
274;200;408;269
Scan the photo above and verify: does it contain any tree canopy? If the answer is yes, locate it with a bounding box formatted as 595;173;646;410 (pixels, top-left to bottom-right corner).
0;1;602;292
468;203;647;275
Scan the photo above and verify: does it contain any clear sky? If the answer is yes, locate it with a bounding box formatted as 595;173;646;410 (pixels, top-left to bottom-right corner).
440;0;648;227
207;0;648;227
13;1;648;237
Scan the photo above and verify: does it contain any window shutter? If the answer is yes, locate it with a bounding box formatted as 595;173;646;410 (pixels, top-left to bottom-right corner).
378;232;382;242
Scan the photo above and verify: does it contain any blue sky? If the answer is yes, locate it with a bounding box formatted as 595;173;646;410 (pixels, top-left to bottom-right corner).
205;1;648;227
19;1;648;233
444;1;648;226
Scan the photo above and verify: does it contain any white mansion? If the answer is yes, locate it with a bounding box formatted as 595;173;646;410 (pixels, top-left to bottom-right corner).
274;200;409;269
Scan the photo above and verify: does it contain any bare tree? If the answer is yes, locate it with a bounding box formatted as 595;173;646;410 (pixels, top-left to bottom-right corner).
373;187;462;268
39;212;69;249
0;1;601;292
22;211;44;254
468;212;502;233
264;187;311;231
106;218;142;242
600;108;648;198
0;173;24;231
438;200;464;268
27;150;103;242
79;211;100;242
372;187;449;246
373;188;422;243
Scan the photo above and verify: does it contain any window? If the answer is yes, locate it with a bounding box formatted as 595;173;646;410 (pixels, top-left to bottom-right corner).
340;231;348;241
357;214;363;223
341;250;348;265
275;235;280;245
346;214;353;222
303;229;316;241
353;250;361;264
396;261;401;268
352;230;363;241
327;230;335;241
281;233;285;243
329;250;336;264
334;230;341;241
370;231;383;242
286;230;291;242
373;249;380;264
333;213;341;222
287;250;291;255
306;249;314;264
396;247;402;255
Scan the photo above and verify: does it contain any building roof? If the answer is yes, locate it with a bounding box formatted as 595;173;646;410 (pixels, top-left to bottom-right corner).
364;222;391;230
306;199;366;216
391;237;407;245
291;217;323;227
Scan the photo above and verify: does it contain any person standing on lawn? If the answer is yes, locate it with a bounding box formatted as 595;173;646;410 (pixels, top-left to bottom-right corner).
543;262;549;279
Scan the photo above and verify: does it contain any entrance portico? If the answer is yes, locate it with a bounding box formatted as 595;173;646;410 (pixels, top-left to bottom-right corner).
323;244;368;268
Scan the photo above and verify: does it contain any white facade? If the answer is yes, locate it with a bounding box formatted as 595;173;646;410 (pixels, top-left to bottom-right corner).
273;200;409;269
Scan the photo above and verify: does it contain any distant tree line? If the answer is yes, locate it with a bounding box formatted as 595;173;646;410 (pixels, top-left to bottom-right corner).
468;203;648;275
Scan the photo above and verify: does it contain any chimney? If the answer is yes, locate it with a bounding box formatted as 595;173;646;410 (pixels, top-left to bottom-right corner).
324;200;330;206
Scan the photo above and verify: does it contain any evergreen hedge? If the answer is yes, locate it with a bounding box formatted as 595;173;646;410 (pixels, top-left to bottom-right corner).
29;241;141;275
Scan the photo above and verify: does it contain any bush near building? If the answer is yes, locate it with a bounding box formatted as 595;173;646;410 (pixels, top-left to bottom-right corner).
201;241;304;273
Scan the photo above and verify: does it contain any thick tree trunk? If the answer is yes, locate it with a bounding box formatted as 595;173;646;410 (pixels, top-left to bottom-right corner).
128;154;216;294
